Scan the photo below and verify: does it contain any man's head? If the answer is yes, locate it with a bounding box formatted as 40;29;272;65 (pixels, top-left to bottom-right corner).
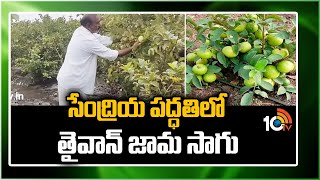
80;14;101;33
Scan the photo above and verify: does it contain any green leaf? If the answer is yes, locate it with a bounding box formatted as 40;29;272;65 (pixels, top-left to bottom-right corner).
228;21;236;27
225;59;231;68
240;92;253;106
250;54;264;66
186;40;194;49
238;64;250;80
253;39;261;47
284;39;293;44
186;83;192;94
255;59;269;71
199;44;208;52
197;35;206;43
197;18;211;25
226;30;239;44
274;77;284;85
243;65;255;70
263;48;272;57
253;71;262;85
212;41;224;51
212;61;218;65
286;92;291;101
272;32;290;39
239;29;248;36
265;18;274;23
260;91;268;98
208;21;213;29
279;73;286;78
186;74;194;83
187;16;197;28
243;49;258;62
277;86;286;95
240;86;252;94
267;54;283;63
284;43;296;55
249;33;256;42
254;90;262;94
285;86;296;93
232;44;240;54
186;65;193;74
196;75;203;82
255;90;268;98
268;29;277;34
265;15;284;22
233;63;241;73
230;58;239;65
217;52;228;68
274;31;290;39
192;75;202;88
258;80;273;91
254;89;265;98
194;56;201;62
210;28;224;41
196;28;207;43
207;65;222;74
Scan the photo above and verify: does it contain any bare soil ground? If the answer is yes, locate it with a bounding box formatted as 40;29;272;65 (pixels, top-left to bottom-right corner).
10;67;122;106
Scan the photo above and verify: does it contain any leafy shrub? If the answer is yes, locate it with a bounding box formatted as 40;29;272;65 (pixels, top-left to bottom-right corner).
12;14;79;83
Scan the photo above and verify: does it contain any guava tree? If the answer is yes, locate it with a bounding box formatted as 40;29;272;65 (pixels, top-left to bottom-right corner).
12;14;79;82
99;14;185;100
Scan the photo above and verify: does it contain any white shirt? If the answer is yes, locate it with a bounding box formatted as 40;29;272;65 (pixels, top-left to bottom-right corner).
57;26;118;94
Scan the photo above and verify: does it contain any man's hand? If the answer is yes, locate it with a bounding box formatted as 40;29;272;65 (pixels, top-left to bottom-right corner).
117;41;142;57
132;41;142;51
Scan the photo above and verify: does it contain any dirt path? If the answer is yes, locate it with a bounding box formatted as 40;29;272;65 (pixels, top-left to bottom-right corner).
11;81;59;106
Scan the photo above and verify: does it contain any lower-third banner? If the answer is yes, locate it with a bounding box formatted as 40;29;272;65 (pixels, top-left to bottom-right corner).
10;95;296;166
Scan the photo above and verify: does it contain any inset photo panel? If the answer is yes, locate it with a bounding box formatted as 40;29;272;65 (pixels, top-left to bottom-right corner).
185;13;297;106
10;13;186;106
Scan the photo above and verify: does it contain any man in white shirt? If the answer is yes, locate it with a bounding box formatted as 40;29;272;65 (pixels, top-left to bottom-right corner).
57;14;141;105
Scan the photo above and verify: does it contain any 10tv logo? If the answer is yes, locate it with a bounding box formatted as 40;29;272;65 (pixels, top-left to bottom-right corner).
263;108;292;131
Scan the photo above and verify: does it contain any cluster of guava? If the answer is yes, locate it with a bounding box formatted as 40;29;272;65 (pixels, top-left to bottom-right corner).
187;42;218;83
223;16;295;88
187;14;295;89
